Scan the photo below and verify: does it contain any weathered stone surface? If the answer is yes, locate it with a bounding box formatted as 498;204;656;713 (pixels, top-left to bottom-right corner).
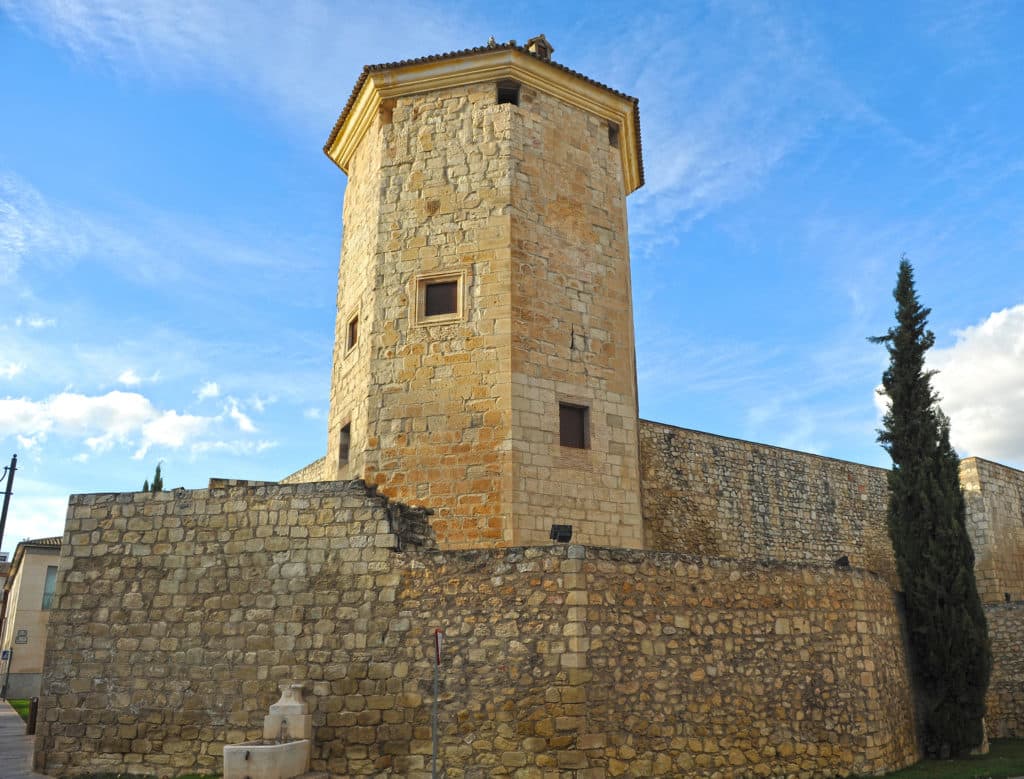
961;458;1024;603
640;421;898;586
37;485;926;778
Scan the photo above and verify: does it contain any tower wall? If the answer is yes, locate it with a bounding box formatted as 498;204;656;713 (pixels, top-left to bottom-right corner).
330;82;516;547
325;65;644;549
508;86;643;547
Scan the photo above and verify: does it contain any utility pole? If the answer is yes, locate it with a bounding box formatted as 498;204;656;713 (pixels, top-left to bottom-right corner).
0;454;16;556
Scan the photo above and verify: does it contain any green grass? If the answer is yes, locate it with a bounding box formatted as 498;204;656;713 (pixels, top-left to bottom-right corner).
7;699;31;722
871;739;1024;778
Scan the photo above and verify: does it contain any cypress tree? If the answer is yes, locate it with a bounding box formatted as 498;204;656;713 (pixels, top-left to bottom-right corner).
142;479;149;493
870;258;991;757
152;463;164;492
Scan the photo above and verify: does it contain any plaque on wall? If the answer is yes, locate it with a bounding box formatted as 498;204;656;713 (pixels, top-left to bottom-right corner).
15;629;28;644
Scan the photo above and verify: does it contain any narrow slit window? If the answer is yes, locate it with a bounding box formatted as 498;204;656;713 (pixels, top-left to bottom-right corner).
608;122;620;148
497;80;520;106
339;423;351;466
347;315;358;350
41;565;58;610
424;281;458;317
559;403;589;449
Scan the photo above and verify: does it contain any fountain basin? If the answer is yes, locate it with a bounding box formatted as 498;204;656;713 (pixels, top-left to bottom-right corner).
222;738;311;779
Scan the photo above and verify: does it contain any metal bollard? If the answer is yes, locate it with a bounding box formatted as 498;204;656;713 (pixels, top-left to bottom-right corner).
26;697;38;735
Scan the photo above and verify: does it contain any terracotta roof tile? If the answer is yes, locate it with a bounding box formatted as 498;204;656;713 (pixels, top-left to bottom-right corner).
323;41;644;188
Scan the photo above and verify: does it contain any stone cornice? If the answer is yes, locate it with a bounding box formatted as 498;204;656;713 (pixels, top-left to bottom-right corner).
325;48;644;194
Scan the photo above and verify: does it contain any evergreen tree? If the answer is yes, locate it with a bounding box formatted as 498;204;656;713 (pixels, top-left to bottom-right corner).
142;479;149;493
151;463;164;492
871;258;991;757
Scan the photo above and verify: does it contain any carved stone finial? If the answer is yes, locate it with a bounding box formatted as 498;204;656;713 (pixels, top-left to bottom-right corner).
487;35;497;48
525;33;554;61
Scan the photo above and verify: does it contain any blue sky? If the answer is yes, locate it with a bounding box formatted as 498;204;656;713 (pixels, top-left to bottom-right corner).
2;1;1023;556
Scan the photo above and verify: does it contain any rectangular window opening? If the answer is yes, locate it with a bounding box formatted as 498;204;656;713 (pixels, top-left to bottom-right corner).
497;80;520;106
347;315;359;350
42;565;58;610
424;281;459;317
608;122;620;148
559;403;589;449
339;423;351;466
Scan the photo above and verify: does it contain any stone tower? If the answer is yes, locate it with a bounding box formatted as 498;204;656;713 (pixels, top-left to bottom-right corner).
322;37;645;549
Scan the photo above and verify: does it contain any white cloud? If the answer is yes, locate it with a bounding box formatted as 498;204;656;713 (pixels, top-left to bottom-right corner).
190;439;276;457
227;398;256;433
930;304;1024;466
118;368;142;386
197;381;220;400
303;407;321;420
0;390;214;458
1;362;23;379
15;316;56;328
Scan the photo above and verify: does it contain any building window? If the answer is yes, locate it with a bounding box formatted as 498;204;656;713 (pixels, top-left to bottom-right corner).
425;281;458;317
559;403;589;449
346;314;359;351
339;423;351;466
414;271;466;325
497;80;520;106
41;565;58;610
608;122;620;148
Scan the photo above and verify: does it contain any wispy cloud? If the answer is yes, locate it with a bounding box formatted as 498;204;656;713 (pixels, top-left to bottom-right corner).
1;0;483;132
118;369;141;386
15;316;56;328
577;2;891;240
0;362;23;379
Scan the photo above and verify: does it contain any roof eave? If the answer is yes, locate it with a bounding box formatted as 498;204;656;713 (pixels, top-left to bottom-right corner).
324;46;644;193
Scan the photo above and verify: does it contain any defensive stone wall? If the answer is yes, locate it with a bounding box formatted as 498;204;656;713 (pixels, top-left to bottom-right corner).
38;480;922;778
961;458;1024;603
280;457;327;485
985;601;1024;738
639;421;898;586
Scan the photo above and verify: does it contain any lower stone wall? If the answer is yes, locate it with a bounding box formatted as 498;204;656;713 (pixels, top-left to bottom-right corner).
37;481;923;778
639;421;898;586
986;602;1024;738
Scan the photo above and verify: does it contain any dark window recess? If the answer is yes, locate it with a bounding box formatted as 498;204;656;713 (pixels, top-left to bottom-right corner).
424;281;458;316
608;122;620;148
339;423;351;465
559;403;588;449
497;80;520;106
347;316;358;349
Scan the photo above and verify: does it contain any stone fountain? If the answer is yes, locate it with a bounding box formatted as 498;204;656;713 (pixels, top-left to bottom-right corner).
223;683;314;779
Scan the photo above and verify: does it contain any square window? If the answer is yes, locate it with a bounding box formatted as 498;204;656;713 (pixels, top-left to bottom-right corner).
346;315;358;351
425;281;458;317
559;403;589;449
414;271;466;326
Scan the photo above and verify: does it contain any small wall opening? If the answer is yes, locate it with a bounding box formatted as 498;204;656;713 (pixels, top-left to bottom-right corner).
339;423;351;466
608;122;620;148
346;315;358;351
559;403;589;449
497;80;520;106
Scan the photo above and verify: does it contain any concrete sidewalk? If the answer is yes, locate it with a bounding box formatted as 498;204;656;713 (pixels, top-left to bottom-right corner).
0;701;48;779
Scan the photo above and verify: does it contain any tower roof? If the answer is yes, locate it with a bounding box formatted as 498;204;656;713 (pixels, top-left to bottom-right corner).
324;38;645;193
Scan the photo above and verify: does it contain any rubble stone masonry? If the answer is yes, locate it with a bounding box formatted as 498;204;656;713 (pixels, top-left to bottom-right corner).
639;422;898;588
985;602;1024;738
39;480;923;778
